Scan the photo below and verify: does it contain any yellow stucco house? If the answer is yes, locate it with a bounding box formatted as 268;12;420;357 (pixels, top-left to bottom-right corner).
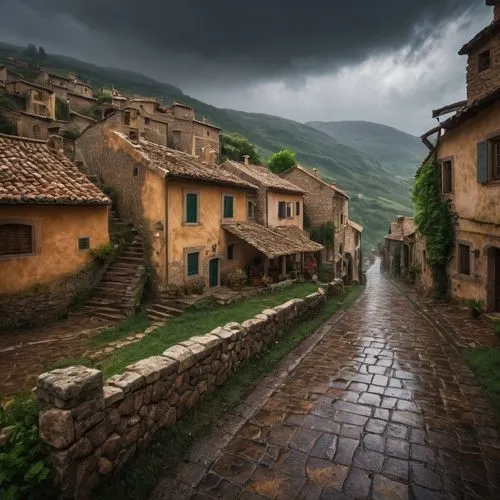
422;0;500;311
0;133;110;327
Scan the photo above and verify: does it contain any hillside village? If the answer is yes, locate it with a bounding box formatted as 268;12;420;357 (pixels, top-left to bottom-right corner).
2;2;500;499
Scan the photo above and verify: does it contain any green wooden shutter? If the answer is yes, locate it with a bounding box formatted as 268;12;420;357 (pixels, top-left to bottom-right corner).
186;193;197;223
477;142;489;184
224;196;233;218
187;252;199;276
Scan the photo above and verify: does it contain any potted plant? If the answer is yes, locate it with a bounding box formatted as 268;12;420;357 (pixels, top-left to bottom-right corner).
468;299;482;318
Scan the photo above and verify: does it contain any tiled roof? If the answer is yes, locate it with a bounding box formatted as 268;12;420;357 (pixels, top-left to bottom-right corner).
110;132;257;190
385;216;416;241
223;221;323;258
0;134;109;205
222;160;305;194
458;19;500;55
281;164;350;199
348;220;363;233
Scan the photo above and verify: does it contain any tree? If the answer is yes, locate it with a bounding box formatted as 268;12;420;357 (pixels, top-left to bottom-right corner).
23;43;37;62
38;46;47;66
221;132;262;165
268;149;297;174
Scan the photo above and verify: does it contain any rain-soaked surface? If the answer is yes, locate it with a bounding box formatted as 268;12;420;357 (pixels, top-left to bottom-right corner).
153;262;500;500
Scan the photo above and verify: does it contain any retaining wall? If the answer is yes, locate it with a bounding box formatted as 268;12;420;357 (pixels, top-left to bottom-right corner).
36;288;327;499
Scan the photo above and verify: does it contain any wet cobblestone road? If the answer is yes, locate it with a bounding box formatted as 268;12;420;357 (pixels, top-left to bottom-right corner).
154;263;500;499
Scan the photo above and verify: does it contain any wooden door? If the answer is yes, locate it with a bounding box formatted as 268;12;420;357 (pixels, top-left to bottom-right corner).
209;259;219;288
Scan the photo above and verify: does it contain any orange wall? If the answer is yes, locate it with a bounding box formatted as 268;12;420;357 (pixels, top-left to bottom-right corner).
267;191;303;229
166;181;248;285
0;204;109;294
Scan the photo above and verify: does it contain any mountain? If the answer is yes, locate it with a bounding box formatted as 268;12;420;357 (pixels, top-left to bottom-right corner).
307;120;426;181
0;43;417;250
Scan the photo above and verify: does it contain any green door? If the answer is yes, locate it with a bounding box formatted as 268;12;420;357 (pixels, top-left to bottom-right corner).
209;259;219;287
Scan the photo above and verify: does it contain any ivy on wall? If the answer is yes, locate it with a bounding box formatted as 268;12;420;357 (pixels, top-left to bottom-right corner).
310;221;335;247
413;158;456;298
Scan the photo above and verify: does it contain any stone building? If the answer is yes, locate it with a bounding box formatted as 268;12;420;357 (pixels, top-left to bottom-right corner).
0;133;110;327
220;158;323;280
0;65;20;85
280;164;355;278
420;0;500;310
345;220;363;283
5;80;55;119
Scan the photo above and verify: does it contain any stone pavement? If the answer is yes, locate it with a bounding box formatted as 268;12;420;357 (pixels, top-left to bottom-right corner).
153;261;500;500
0;314;110;397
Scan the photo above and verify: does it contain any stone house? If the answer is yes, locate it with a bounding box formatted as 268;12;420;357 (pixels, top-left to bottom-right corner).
0;65;20;85
5;80;56;119
383;216;416;278
76;123;258;290
219;158;323;280
280;164;352;278
0;133;110;326
420;0;500;311
345;220;363;283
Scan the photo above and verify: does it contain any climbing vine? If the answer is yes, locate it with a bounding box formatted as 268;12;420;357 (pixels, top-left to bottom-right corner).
413;158;456;298
310;221;335;247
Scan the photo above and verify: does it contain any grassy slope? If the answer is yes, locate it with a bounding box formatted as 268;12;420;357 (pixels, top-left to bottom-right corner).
0;43;414;249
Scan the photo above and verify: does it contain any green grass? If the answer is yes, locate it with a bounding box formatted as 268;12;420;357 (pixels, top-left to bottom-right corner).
94;284;363;500
466;347;500;421
91;312;151;348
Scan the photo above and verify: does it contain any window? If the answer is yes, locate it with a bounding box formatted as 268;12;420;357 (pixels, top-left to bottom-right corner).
223;195;234;218
478;138;500;183
206;130;209;137
187;252;199;276
340;213;344;225
442;160;452;193
227;244;234;260
478;49;491;72
124;111;131;126
296;201;301;216
0;224;33;256
129;130;138;141
278;201;286;219
185;193;198;223
286;202;293;218
78;237;90;250
458;243;470;275
144;117;150;126
247;199;255;219
133;167;138;177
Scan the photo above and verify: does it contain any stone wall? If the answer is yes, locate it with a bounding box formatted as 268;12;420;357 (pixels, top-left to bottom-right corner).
36;288;327;499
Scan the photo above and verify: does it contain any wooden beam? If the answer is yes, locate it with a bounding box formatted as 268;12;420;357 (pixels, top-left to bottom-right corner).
432;100;467;118
420;125;441;151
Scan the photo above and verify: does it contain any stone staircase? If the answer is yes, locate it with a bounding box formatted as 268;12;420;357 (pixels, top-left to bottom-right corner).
146;296;192;323
83;231;146;322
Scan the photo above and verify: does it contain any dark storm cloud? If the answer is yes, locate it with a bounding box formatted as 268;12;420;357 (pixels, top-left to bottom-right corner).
6;0;476;80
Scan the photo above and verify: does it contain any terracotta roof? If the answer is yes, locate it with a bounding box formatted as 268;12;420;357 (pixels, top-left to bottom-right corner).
223;221;323;258
441;86;500;130
385;216;416;241
348;220;363;233
280;164;350;199
221;160;305;194
458;19;500;55
0;134;109;205
108;131;257;190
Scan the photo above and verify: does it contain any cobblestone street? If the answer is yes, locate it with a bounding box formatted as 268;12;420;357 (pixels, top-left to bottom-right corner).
154;262;500;500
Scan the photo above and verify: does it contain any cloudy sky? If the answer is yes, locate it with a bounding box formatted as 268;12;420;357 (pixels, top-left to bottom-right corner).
0;0;492;135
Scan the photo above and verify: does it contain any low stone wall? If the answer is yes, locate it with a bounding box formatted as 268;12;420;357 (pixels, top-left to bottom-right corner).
36;288;326;499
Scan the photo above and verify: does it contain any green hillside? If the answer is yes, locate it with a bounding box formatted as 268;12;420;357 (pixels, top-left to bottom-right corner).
0;43;414;250
307;120;426;181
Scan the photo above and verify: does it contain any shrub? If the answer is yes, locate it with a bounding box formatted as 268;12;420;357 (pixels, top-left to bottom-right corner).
318;264;334;283
184;277;206;295
224;268;248;289
0;396;54;500
468;299;483;318
89;243;115;263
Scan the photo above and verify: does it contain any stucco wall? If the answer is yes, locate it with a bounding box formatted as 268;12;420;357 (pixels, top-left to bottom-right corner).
0;204;108;295
166;181;248;285
267;191;303;229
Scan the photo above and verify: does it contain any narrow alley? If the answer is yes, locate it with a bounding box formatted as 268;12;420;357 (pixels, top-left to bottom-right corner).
153;262;500;500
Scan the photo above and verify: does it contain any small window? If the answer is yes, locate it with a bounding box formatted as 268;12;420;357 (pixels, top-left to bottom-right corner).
296;201;301;216
124;111;131;126
185;193;198;223
0;223;33;255
247;199;254;219
278;201;286;219
144;117;150;126
206;130;209;137
227;244;234;260
286;202;293;218
78;237;90;250
187;252;199;276
129;130;138;141
340;213;344;225
478;50;491;72
133;167;138;177
458;243;470;275
223;195;234;218
442;160;452;193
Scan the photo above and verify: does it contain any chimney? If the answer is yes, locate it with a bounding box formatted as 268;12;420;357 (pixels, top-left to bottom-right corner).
47;134;64;152
486;0;500;20
311;168;319;177
243;155;250;167
202;116;207;123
